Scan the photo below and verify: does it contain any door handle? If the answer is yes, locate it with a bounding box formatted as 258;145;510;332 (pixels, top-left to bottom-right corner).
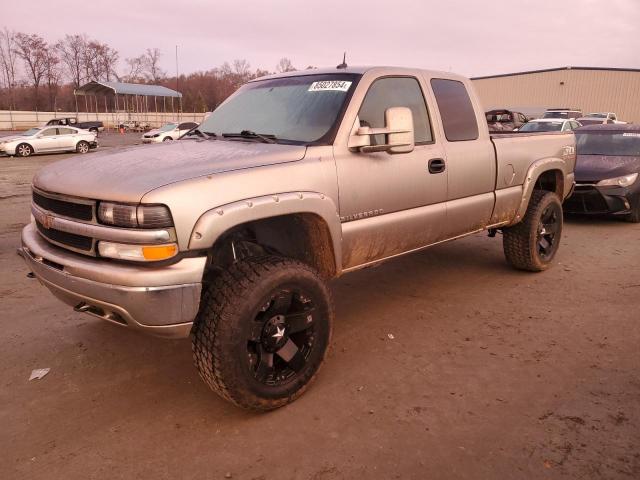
428;158;446;174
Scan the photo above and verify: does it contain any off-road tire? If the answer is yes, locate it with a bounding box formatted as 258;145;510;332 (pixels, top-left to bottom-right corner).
503;190;563;272
191;255;333;411
76;141;90;154
16;143;33;157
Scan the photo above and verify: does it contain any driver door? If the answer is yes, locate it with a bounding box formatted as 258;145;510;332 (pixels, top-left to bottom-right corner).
335;76;448;269
34;128;60;152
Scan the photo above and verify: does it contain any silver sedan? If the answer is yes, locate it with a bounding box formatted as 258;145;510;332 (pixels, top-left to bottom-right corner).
0;126;98;157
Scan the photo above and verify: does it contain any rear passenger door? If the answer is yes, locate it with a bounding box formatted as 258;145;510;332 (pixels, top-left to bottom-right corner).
429;78;496;238
56;127;78;150
336;76;449;268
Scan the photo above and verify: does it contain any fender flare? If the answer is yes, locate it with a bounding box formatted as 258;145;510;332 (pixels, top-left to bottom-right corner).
188;191;343;273
513;157;574;223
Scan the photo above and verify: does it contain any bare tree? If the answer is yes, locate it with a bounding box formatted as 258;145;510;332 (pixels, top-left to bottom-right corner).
0;28;19;109
276;57;296;73
14;32;48;110
123;55;146;82
55;34;87;88
232;59;251;79
143;48;165;82
44;49;61;110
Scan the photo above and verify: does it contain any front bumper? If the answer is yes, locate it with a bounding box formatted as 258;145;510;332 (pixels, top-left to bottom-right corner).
19;223;206;338
563;183;638;215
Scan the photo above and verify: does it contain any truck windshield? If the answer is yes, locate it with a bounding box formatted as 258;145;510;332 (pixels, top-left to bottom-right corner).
519;122;563;132
576;131;640;156
543;112;569;119
198;73;361;144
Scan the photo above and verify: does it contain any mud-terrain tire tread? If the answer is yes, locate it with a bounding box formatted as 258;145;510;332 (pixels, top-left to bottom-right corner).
503;190;562;272
191;255;333;411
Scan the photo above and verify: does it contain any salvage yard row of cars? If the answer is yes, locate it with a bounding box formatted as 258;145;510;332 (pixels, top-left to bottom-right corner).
0;119;199;156
484;107;639;222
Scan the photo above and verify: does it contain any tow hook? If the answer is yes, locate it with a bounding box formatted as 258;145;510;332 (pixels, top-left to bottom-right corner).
488;228;497;238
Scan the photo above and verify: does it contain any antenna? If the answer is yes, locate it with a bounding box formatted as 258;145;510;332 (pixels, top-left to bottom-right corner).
337;52;347;69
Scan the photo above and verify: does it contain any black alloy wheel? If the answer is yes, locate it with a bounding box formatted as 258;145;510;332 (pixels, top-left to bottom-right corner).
247;289;316;386
536;203;561;261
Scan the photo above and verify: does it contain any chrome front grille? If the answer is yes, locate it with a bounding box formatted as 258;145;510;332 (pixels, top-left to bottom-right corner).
32;188;96;222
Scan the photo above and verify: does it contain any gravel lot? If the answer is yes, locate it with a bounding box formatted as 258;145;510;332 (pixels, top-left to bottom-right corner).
1;135;639;479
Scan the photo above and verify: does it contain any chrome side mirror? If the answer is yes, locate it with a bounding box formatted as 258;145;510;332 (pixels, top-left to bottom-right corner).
348;107;415;154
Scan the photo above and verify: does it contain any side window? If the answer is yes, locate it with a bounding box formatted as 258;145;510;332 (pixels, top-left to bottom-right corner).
41;128;58;136
358;77;433;145
58;127;74;135
430;79;479;141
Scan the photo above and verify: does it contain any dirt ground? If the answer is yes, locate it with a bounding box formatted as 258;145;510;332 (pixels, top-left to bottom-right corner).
1;135;639;479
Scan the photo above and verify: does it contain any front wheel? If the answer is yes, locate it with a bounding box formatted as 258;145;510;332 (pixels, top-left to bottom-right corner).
162;136;173;142
16;143;33;157
503;190;563;272
191;256;333;411
76;141;90;154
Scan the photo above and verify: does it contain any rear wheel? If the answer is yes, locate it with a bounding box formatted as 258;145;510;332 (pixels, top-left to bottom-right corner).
16;143;33;157
89;127;98;134
76;141;90;154
503;190;563;271
191;256;333;411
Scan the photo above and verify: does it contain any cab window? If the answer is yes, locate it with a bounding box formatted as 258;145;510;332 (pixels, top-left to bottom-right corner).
358;77;433;145
430;78;479;141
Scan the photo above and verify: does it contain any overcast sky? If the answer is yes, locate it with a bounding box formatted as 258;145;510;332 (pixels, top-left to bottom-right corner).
4;0;639;78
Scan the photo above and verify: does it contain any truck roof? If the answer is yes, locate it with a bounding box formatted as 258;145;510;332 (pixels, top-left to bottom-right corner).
251;66;468;83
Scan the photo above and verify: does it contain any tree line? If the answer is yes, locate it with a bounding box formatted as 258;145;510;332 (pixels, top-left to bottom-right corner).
0;28;304;113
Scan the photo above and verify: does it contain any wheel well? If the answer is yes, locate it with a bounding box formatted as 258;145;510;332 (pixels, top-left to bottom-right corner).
206;213;337;279
534;169;564;197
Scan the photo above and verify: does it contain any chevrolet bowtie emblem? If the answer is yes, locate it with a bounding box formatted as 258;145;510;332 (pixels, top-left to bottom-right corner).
42;214;55;229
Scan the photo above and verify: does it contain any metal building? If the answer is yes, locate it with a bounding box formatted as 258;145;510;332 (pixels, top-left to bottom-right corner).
471;67;640;123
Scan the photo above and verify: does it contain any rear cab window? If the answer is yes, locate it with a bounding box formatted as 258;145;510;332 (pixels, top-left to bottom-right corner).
430;79;479;141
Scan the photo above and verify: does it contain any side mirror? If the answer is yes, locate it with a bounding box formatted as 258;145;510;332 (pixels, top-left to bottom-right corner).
348;107;415;154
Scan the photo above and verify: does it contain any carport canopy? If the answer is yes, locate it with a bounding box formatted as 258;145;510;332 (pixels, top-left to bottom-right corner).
75;81;182;98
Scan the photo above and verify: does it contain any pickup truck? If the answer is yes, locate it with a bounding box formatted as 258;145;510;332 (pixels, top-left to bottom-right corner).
46;117;104;133
19;66;576;411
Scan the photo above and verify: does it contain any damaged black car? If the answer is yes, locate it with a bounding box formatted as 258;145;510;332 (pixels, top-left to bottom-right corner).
564;124;640;222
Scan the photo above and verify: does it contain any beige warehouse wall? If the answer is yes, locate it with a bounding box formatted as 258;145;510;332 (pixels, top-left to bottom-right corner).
472;69;640;123
0;110;206;131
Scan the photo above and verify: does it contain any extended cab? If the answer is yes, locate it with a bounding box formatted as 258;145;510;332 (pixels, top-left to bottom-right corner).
19;66;576;410
46;117;104;133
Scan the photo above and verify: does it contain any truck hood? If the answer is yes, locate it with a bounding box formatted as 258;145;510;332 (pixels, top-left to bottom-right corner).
575;154;640;182
33;139;307;202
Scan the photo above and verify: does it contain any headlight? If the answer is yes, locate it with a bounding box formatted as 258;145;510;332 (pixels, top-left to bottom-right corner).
98;241;178;262
98;202;173;228
597;173;638;187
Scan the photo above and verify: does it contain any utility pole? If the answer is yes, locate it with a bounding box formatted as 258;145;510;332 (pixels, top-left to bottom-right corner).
175;45;180;120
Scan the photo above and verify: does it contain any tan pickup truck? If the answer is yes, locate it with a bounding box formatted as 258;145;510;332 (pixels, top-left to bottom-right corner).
19;66;576;410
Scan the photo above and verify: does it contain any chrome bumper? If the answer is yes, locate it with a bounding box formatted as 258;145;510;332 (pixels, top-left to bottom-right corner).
19;223;206;338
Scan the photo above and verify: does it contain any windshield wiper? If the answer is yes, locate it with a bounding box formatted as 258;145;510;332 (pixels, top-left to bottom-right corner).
185;128;216;139
222;130;277;144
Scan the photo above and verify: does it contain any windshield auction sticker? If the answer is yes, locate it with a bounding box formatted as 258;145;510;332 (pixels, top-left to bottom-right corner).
308;80;352;92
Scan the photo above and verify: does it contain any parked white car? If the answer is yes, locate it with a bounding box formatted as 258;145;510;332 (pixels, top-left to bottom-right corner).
0;126;98;157
516;118;582;132
141;121;198;143
582;112;626;124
